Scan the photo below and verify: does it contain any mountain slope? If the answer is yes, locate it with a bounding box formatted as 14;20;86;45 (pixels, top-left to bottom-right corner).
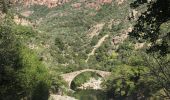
13;0;136;73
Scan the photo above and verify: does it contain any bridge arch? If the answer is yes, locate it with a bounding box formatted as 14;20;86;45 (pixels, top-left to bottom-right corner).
60;69;111;88
70;71;103;89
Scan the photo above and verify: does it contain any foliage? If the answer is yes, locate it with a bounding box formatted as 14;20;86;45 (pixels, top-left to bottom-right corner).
55;37;65;51
29;5;50;20
0;16;21;100
13;25;36;38
8;0;170;99
9;0;135;73
0;0;11;13
17;46;51;99
102;64;156;99
130;0;170;56
50;71;67;94
129;0;170;98
73;89;108;100
117;41;146;66
0;16;51;100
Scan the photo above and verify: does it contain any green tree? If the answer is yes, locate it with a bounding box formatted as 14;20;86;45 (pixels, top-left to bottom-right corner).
103;65;153;99
0;18;21;100
17;46;51;99
130;0;170;55
0;16;51;100
129;0;170;98
55;37;65;51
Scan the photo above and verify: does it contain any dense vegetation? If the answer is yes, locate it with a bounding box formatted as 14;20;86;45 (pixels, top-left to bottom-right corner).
13;0;133;73
0;0;170;100
103;0;170;99
0;17;51;100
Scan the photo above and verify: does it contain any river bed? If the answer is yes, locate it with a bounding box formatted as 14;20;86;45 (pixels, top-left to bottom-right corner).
72;77;110;100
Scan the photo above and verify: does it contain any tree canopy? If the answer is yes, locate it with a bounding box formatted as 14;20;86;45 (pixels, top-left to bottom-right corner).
129;0;170;98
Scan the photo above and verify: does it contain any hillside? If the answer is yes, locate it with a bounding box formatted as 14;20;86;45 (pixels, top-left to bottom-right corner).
12;0;137;73
1;0;170;99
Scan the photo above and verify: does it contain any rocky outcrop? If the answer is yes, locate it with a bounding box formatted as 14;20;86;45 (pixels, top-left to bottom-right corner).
87;23;105;38
112;26;133;49
21;10;33;17
71;3;81;8
13;15;33;26
135;43;145;50
129;9;141;20
115;0;126;5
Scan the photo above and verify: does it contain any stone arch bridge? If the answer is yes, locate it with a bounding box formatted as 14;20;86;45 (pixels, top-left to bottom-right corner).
60;69;111;88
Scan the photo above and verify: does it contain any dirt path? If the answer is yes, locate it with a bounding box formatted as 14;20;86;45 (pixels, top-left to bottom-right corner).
87;23;105;38
86;34;109;62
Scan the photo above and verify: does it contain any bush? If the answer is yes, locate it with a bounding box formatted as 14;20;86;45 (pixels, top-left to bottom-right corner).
17;46;51;99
